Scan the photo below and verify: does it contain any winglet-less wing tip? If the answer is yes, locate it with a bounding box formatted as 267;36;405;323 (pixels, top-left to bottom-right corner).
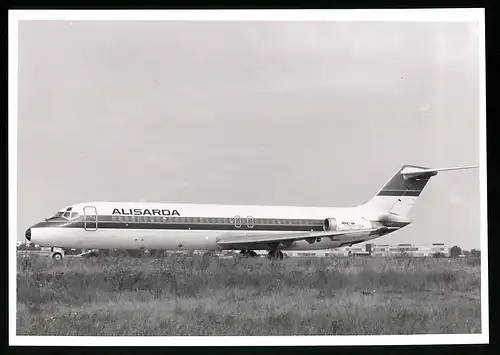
401;165;478;180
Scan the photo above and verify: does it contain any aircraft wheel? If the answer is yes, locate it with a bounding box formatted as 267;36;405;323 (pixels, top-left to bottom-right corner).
242;250;257;258
52;252;63;261
268;250;282;260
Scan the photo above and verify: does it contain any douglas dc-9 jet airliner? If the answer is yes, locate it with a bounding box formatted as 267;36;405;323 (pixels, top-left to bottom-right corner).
25;165;478;260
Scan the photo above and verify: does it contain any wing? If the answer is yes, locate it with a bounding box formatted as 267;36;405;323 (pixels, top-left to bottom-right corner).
216;228;383;249
400;165;478;179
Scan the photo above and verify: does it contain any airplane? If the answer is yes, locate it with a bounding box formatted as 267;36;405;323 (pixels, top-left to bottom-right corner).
24;164;478;260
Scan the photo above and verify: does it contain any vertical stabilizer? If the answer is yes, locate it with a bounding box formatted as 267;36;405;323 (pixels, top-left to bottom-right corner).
361;164;478;218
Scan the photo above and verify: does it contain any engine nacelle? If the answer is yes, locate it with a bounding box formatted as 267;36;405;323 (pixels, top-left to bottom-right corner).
323;218;338;231
323;217;371;231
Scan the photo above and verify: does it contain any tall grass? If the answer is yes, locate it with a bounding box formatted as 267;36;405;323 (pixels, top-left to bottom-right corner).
16;255;481;336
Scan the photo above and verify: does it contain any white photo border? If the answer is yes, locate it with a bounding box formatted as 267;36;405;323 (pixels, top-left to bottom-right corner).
8;8;488;346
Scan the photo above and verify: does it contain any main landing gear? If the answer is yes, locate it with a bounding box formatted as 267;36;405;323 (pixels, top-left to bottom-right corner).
266;242;284;260
268;250;284;260
239;246;284;260
240;249;258;258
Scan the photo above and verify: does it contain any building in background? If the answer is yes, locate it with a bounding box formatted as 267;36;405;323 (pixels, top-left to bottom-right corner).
16;244;453;258
328;247;350;257
398;243;418;255
431;243;448;255
371;244;391;257
278;243;451;258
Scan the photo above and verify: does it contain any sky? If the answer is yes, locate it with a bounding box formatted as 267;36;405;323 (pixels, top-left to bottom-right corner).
17;19;482;249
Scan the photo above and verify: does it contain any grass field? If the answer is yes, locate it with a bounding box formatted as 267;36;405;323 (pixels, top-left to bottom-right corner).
16;254;481;336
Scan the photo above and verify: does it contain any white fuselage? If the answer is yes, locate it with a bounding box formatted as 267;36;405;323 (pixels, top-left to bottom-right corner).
28;201;393;251
26;164;476;253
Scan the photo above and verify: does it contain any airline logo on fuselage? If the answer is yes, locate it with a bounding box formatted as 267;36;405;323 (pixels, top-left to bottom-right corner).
112;208;180;216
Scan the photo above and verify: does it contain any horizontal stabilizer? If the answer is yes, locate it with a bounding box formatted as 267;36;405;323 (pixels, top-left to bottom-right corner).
400;165;478;180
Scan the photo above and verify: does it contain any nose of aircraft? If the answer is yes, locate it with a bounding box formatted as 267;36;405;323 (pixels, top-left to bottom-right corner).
25;228;31;242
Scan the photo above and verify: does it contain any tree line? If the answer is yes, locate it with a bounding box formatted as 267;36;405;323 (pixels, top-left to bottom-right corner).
449;245;481;258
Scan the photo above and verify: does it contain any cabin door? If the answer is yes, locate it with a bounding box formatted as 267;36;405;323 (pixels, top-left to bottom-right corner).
83;206;98;231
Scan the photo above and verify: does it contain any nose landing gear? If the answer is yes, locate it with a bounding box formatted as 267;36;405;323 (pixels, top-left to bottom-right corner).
52;252;63;261
50;247;65;260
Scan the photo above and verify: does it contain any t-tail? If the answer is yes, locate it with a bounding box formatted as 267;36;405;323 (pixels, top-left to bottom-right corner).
361;164;478;220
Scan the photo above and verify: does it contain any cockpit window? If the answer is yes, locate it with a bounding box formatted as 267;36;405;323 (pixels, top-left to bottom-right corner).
47;208;80;221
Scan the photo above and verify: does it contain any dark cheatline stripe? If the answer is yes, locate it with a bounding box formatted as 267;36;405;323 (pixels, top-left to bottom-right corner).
377;167;432;197
33;216;326;232
68;222;325;232
377;190;421;197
